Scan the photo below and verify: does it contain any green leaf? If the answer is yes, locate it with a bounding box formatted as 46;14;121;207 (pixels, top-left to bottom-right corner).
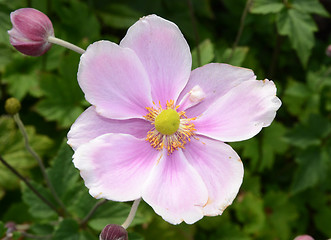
293;0;330;17
48;141;78;199
21;181;57;219
314;207;331;236
36;53;85;128
250;0;284;14
285;114;331;148
291;146;330;193
276;8;317;66
0;117;53;191
191;39;214;69
0;222;5;238
220;46;249;66
52;219;79;240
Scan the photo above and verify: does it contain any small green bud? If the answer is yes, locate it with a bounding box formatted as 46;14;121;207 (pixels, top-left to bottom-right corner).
5;98;21;115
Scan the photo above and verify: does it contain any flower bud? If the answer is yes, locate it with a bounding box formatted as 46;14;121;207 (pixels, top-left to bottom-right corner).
8;8;54;56
99;224;128;240
326;45;331;57
5;98;21;115
294;235;314;240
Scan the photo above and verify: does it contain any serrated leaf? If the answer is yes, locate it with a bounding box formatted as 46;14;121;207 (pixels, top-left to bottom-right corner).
291;146;330;193
293;0;330;17
0;117;53;191
36;53;85;128
21;181;57;219
48;141;78;199
250;0;284;14
276;8;317;66
52;219;79;240
192;39;214;69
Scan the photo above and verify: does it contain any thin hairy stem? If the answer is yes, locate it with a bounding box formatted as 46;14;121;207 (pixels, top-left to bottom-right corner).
48;36;85;54
0;155;60;215
122;198;142;229
80;199;107;227
227;0;252;62
13;113;69;216
187;0;201;66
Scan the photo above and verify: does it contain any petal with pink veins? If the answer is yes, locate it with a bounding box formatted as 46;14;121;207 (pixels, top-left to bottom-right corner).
194;79;281;142
120;15;191;106
67;106;152;150
177;63;256;118
78;40;153;119
142;149;208;224
73;134;160;201
183;136;243;216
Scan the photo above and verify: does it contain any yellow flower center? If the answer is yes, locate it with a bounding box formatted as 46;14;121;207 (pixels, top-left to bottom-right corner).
154;109;180;135
144;100;197;154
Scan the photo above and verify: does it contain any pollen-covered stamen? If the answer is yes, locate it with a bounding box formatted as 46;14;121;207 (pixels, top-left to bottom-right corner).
144;100;197;154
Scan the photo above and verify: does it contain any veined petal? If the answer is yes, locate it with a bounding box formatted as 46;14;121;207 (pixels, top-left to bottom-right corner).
183;136;243;216
142;149;208;224
120;15;191;106
177;63;256;117
195;79;281;142
67;106;152;150
78;40;153;119
73;134;160;201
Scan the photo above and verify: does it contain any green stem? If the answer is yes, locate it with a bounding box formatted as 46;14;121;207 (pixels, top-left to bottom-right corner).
121;198;142;229
0;155;60;215
13;113;69;217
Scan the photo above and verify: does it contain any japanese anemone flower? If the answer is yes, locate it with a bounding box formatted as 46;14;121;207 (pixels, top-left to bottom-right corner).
67;15;281;224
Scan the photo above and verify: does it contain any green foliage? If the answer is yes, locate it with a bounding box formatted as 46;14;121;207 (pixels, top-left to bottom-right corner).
250;0;284;14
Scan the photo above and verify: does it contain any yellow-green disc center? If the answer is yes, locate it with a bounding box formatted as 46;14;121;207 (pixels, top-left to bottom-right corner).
155;109;180;135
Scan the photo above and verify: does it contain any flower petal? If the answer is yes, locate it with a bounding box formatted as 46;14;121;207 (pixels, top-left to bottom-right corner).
194;79;281;142
177;63;256;117
78;40;153;119
67;106;152;150
73;134;160;201
120;15;191;106
142;149;208;224
183;136;243;216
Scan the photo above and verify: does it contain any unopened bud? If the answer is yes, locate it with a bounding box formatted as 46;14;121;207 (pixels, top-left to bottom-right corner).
294;235;314;240
99;224;128;240
5;98;21;115
8;8;54;56
326;45;331;57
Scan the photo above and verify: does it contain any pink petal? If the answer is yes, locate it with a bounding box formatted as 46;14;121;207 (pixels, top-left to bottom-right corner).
67;106;152;150
177;63;256;117
183;136;243;216
142;149;208;224
195;79;281;142
78;40;153;119
73;134;160;201
120;15;191;106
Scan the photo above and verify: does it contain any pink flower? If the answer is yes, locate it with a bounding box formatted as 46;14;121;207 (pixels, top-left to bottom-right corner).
294;235;315;240
67;15;281;224
8;8;54;56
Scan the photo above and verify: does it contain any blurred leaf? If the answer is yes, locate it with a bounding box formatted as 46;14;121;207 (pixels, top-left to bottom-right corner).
0;222;5;238
79;230;98;240
250;0;284;14
0;116;53;191
128;232;145;240
0;45;13;72
293;0;330;17
285;114;331;149
21;181;57;219
36;53;85;128
314;207;331;236
0;10;11;46
291;146;330;193
192;39;215;69
276;8;317;66
234;192;265;234
47;141;78;198
52;219;79;240
2;202;32;223
221;46;249;66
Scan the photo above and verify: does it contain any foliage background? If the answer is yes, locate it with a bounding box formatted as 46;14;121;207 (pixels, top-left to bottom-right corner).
0;0;331;239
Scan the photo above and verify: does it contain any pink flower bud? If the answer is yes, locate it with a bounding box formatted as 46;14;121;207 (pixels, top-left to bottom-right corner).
99;224;128;240
8;8;54;56
294;235;314;240
326;45;331;57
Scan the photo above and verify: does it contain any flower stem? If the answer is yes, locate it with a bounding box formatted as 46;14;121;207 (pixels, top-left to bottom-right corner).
80;199;107;227
13;113;69;217
227;0;252;62
48;36;85;54
0;155;60;215
121;198;141;229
